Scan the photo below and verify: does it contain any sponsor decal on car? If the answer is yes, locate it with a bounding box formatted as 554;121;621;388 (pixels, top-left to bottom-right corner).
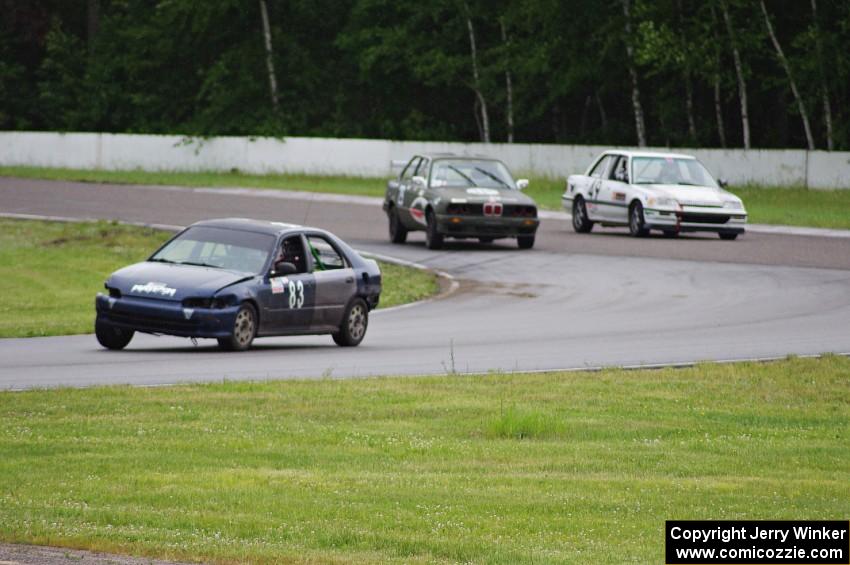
614;192;626;202
466;188;499;195
131;281;177;297
271;277;285;294
288;280;305;309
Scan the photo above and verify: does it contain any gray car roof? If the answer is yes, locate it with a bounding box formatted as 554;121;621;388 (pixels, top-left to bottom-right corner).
191;217;307;236
415;153;502;161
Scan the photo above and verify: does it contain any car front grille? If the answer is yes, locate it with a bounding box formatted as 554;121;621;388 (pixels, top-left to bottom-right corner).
446;203;484;215
679;213;730;224
107;311;200;333
503;205;537;218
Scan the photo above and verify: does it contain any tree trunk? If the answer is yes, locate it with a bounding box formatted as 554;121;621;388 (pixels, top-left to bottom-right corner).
259;0;279;113
500;19;514;143
713;75;727;148
810;0;834;150
579;95;591;138
684;73;697;143
760;0;815;150
709;4;727;148
621;0;646;147
466;13;490;143
675;0;697;143
595;91;608;131
87;0;100;49
720;0;750;148
473;97;484;142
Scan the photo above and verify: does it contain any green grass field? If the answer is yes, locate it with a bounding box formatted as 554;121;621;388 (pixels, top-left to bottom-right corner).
0;356;847;563
3;166;850;229
0;166;385;198
0;219;438;338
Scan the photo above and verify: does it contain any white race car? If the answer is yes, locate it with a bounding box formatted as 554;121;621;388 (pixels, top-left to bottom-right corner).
563;150;747;239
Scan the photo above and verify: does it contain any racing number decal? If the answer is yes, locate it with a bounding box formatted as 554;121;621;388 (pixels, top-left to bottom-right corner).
288;280;304;309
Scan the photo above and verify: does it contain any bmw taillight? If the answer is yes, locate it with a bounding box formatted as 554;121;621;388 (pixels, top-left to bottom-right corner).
483;202;503;216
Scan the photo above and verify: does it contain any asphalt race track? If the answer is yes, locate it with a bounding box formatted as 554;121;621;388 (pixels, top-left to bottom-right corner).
1;177;849;389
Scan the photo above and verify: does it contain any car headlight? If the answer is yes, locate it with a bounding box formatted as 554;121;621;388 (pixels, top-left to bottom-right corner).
723;200;744;210
182;295;238;309
648;197;679;208
211;294;238;309
182;297;213;308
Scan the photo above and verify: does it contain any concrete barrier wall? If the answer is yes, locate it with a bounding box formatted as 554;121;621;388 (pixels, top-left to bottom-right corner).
1;131;848;188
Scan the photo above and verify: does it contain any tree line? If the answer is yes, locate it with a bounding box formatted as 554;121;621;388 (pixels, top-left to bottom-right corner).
2;0;848;150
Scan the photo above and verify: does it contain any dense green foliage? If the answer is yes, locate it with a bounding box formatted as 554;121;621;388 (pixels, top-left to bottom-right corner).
2;1;849;148
0;219;438;337
1;356;848;562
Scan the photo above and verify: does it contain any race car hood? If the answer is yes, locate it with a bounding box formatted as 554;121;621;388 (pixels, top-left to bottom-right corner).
107;262;253;301
641;184;725;207
438;186;537;206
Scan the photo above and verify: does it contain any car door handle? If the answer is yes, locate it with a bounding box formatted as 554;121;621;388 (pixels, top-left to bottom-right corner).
345;276;354;283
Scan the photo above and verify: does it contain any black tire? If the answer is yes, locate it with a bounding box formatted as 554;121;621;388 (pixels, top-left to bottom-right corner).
517;235;535;249
628;201;650;237
95;318;134;350
332;298;368;347
719;232;739;240
388;206;408;244
572;197;594;233
662;230;679;238
478;237;494;244
425;209;444;250
218;303;257;351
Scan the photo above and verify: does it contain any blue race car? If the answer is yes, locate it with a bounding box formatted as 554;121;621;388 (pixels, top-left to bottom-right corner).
95;218;382;351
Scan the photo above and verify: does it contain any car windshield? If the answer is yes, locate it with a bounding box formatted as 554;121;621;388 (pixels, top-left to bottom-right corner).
150;226;275;274
430;159;516;189
632;157;719;188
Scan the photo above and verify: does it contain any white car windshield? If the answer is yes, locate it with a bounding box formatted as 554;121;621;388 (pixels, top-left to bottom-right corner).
150;226;275;274
632;157;719;188
430;159;516;189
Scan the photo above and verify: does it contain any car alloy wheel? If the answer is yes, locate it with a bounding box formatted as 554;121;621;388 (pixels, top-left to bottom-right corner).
572;198;593;233
333;298;369;347
389;207;408;244
219;303;257;351
629;202;649;237
425;210;444;249
234;308;255;346
348;302;366;341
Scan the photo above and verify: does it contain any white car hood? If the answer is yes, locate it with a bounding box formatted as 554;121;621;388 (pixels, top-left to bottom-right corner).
642;184;724;207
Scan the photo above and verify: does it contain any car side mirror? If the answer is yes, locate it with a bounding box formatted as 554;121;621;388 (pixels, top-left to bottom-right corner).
272;261;297;276
516;179;529;191
412;175;426;188
718;177;728;189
